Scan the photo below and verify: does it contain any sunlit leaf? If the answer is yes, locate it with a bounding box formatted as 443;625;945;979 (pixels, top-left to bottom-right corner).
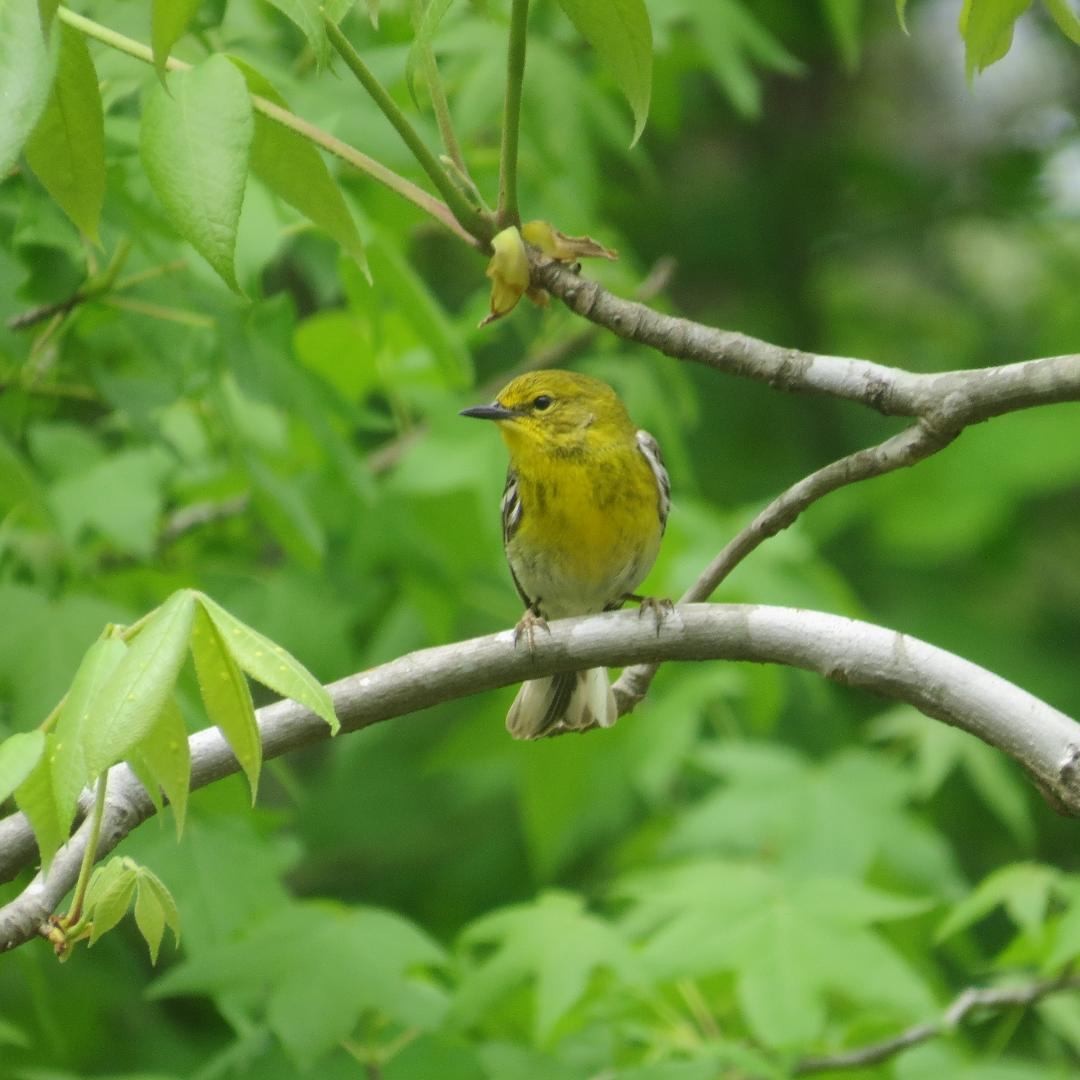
86;857;138;945
196;593;338;733
190;603;260;802
24;22;105;240
1044;0;1080;43
82;592;197;777
133;865;181;964
140;55;253;292
0;0;55;175
130;697;191;837
959;0;1034;78
0;730;45;804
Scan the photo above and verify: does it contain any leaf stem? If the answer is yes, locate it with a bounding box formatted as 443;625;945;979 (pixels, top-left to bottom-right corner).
64;775;108;928
54;7;483;249
497;0;529;227
323;17;493;244
421;47;467;176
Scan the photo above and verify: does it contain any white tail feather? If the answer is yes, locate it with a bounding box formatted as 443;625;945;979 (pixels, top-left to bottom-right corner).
505;667;617;740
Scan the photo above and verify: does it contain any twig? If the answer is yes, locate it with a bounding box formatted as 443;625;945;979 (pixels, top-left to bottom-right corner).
497;0;529;227
3;602;1079;943
614;421;958;711
323;17;493;243
793;971;1080;1074
159;494;252;545
56;7;482;249
530;255;1080;422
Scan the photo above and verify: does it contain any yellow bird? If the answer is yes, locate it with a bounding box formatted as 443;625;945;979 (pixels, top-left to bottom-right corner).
461;370;670;739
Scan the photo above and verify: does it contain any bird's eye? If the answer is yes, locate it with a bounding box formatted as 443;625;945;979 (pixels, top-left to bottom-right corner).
533;395;553;411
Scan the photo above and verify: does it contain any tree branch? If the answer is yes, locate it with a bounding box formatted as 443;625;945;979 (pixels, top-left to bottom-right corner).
530;255;1080;421
793;971;1080;1074
3;604;1078;950
615;420;958;711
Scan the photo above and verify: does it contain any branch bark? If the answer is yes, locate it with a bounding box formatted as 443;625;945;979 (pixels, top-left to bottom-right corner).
3;603;1079;951
531;255;1080;422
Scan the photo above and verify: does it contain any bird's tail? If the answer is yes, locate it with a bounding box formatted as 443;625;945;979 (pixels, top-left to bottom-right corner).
505;667;617;740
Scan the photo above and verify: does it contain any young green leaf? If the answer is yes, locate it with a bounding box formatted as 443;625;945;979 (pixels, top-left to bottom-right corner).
140;55;254;292
53;636;127;831
151;0;202;79
196;593;338;734
190;602;261;802
0;0;56;175
229;59;367;273
896;0;910;32
133;866;181;964
1044;0;1080;43
38;0;59;29
406;0;455;103
959;0;1034;79
131;697;192;837
14;742;66;871
82;592;197;777
24;22;105;241
0;730;45;804
555;0;653;145
936;862;1060;942
86;857;139;945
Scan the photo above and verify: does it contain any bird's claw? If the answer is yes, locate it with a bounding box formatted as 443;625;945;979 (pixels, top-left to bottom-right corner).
633;595;674;637
514;608;549;653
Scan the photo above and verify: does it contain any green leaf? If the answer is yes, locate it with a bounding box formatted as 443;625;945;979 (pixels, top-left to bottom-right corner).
130;697;191;837
151;0;202;79
265;0;329;68
48;446;173;558
196;593;338;734
406;0;455;103
897;0;910;32
455;891;644;1044
936;863;1060;942
229;59;366;272
37;0;58;29
821;0;863;71
959;0;1034;78
82;592;197;777
555;0;652;145
1044;0;1080;43
0;0;55;176
247;455;326;569
14;743;66;870
0;730;45;804
85;856;138;945
133;865;181;964
24;22;105;240
53;636;127;831
151;902;446;1068
190;603;260;802
140;54;253;292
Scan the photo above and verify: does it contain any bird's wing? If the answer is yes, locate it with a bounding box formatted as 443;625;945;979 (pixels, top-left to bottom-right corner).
635;429;671;534
501;466;534;609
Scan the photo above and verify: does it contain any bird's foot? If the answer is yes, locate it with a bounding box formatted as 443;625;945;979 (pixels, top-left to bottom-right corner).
626;594;674;637
513;607;550;653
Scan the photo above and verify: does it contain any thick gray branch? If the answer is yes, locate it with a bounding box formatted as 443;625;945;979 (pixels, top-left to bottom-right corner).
3;604;1079;952
532;256;1080;421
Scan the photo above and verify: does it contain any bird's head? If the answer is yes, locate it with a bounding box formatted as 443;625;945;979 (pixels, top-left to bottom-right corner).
460;370;633;458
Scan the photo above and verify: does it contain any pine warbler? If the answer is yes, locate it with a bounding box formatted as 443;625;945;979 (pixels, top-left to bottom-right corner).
461;370;670;739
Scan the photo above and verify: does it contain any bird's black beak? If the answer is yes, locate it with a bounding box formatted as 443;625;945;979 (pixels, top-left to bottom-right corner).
460;402;516;421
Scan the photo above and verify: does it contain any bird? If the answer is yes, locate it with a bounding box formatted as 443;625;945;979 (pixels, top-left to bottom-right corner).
460;369;670;739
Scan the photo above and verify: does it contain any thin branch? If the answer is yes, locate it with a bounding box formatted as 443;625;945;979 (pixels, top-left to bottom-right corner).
323;17;493;243
614;421;958;711
3;603;1079;946
159;494;252;545
56;7;481;249
793;971;1080;1074
529;255;1080;422
420;47;467;176
497;0;529;228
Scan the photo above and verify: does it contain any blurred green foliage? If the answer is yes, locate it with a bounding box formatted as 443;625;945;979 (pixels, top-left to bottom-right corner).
2;0;1080;1076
